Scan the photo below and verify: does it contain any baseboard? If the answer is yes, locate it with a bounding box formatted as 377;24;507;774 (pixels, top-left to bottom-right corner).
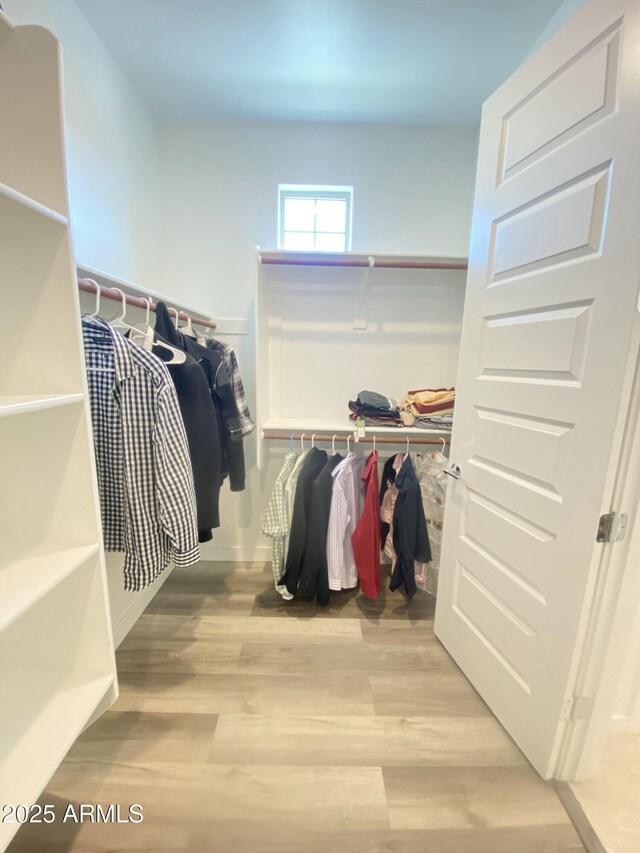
555;782;606;853
198;543;271;562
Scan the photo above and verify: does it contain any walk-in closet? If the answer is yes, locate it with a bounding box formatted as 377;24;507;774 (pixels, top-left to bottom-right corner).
2;0;640;851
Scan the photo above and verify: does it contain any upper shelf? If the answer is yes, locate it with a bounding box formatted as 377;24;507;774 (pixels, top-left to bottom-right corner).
258;249;469;270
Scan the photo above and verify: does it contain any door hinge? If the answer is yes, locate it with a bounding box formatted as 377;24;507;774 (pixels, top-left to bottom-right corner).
596;512;628;544
561;696;591;723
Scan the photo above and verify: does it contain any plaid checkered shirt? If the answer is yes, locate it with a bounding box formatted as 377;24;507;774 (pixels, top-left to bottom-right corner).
200;337;254;436
82;316;200;590
262;451;298;595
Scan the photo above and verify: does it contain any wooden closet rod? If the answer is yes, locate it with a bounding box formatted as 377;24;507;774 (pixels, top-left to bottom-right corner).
259;256;467;271
78;278;218;331
263;431;450;446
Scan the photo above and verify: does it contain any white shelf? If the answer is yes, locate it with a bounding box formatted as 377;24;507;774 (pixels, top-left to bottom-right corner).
0;393;84;418
0;544;101;632
0;180;68;226
262;417;451;438
0;673;115;849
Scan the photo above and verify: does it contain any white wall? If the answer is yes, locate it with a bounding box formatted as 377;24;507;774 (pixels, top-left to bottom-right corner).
4;0;161;288
158;119;478;317
158;119;478;560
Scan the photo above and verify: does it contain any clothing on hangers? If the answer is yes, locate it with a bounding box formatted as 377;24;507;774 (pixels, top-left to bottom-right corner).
351;450;381;599
327;453;365;591
155;302;246;494
389;455;432;599
153;334;222;542
262;450;298;599
283;447;310;562
381;452;429;590
205;338;255;436
280;447;327;595
82;316;199;590
297;452;344;605
411;449;448;596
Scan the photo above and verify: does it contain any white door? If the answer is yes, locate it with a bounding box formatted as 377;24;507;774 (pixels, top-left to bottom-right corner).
435;0;640;779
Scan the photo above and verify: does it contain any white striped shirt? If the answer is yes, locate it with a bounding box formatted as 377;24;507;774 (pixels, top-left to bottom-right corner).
326;453;366;591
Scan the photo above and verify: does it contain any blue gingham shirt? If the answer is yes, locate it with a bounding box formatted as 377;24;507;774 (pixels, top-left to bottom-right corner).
82;317;200;590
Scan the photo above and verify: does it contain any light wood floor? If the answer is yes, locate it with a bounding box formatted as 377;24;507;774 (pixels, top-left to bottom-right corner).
10;561;585;852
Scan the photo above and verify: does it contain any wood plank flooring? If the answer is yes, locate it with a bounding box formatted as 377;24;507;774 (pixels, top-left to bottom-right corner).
9;561;584;852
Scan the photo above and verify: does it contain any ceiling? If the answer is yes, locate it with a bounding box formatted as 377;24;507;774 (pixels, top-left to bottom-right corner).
74;0;564;125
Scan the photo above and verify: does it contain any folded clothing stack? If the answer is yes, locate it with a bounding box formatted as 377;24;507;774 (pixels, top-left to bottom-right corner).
400;388;455;430
348;390;403;427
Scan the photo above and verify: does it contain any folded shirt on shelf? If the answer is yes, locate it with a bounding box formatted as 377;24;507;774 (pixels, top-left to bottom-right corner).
400;388;455;427
409;414;453;431
348;390;403;427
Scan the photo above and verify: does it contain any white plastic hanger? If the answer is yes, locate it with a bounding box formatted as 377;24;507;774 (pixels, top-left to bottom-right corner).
178;311;197;338
109;288;135;332
311;433;316;448
168;306;180;330
332;434;338;453
300;433;307;452
129;297;155;352
86;279;101;317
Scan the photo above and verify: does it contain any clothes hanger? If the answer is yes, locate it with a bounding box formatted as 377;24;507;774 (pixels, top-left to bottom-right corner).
122;293;186;364
109;288;136;332
178;311;197;338
300;433;307;452
311;433;316;448
290;433;295;451
332;434;337;454
372;434;376;453
86;279;101;317
347;435;352;453
168;307;180;330
129;297;155;352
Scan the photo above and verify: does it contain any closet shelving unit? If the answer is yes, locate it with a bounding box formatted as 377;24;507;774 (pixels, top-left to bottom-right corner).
0;13;117;848
255;247;468;470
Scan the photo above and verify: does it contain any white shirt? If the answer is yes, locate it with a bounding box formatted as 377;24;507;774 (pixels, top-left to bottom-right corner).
326;453;365;591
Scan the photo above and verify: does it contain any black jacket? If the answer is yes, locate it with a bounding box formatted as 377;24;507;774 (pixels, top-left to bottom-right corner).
389;455;431;599
298;453;344;606
152;337;221;542
280;448;327;595
155;303;245;492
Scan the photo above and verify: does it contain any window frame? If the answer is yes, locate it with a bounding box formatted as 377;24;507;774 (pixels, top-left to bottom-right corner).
278;184;353;251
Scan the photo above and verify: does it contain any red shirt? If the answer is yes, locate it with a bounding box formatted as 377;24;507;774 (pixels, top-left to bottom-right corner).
351;451;380;598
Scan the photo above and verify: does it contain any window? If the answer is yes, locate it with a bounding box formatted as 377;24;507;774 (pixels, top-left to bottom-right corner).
278;184;353;251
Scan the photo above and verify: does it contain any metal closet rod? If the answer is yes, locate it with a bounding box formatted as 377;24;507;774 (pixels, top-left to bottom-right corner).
259;254;468;271
78;278;218;331
263;431;451;446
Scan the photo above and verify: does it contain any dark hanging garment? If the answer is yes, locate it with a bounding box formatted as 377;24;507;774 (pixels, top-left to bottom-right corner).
155;302;245;493
153;336;222;542
280;447;327;595
379;453;400;546
297;453;344;606
389;455;431;599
